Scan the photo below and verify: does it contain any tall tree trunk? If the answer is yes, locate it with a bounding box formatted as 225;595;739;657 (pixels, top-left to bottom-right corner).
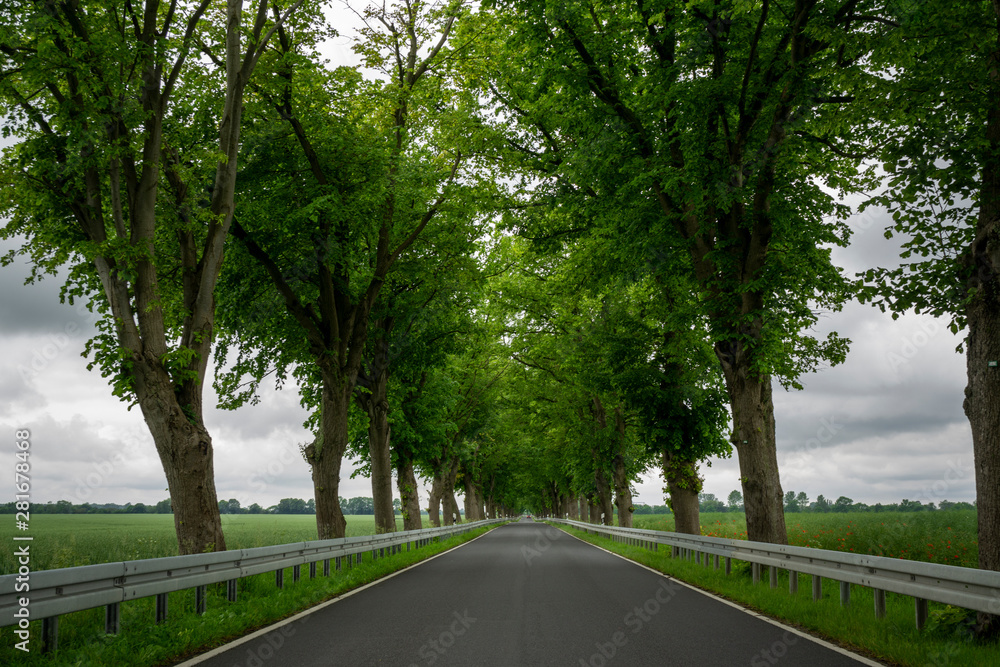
612;408;633;528
463;482;480;521
588;495;601;524
396;454;422;531
442;457;461;525
568;496;579;520
663;452;701;535
355;339;396;534
138;373;225;553
578;496;587;521
594;467;614;526
612;453;633;528
722;366;787;545
304;376;349;539
428;473;443;527
967;16;1000;636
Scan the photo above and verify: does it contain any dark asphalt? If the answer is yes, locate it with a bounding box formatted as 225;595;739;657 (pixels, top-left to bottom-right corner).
185;520;877;667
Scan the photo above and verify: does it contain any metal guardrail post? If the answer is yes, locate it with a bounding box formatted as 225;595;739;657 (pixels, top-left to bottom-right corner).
227;579;238;602
770;566;778;589
324;559;330;577
275;569;284;589
752;562;761;584
812;575;822;601
840;581;851;607
196;585;207;615
874;589;886;619
155;593;168;624
106;602;120;634
293;565;301;583
309;562;317;579
789;571;798;594
915;598;928;630
42;616;58;653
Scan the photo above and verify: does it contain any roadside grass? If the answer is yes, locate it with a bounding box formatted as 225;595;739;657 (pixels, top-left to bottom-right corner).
0;521;500;666
634;511;979;568
556;524;1000;667
0;514;406;574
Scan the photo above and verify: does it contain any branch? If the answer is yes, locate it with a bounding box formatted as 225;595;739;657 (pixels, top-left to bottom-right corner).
387;151;463;266
230;218;325;352
793;130;870;159
510;353;562;383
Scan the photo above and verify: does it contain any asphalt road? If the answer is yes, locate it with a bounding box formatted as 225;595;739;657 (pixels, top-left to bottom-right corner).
183;520;879;667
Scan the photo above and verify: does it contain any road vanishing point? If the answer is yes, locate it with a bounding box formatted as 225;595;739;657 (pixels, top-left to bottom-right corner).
181;519;881;667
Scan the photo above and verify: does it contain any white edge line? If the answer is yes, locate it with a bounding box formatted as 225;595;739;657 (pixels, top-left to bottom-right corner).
176;525;504;666
554;525;886;667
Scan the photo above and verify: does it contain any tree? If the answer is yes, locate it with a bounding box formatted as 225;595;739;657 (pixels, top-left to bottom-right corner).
833;496;854;513
277;498;308;514
784;491;800;513
215;0;472;540
698;493;726;514
0;0;302;554
856;1;1000;589
796;492;810;509
812;495;831;513
728;490;744;512
470;0;896;544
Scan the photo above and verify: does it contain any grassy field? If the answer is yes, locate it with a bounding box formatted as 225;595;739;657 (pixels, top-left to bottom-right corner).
557;523;1000;667
633;510;979;568
0;516;497;666
0;514;405;574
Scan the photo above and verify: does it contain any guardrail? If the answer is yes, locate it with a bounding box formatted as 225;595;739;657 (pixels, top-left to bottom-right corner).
1;519;504;652
548;518;1000;630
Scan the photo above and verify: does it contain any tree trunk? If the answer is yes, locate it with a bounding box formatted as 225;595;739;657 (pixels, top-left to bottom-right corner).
428;473;443;527
305;376;349;539
594;467;614;526
138;375;226;554
578;496;587;521
462;462;483;521
588;495;600;524
396;454;423;531
442;457;461;525
664;452;701;535
613;453;633;528
568;496;579;520
967;18;1000;635
355;347;396;534
723;367;787;544
611;408;632;528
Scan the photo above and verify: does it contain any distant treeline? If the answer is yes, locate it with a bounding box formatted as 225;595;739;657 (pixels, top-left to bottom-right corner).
630;493;975;515
0;497;396;515
691;491;975;514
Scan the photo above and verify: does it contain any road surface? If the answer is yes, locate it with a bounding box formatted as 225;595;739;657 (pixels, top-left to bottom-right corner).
182;519;879;667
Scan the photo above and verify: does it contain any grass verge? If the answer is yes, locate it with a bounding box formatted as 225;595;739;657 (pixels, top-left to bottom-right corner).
553;523;1000;667
1;523;503;667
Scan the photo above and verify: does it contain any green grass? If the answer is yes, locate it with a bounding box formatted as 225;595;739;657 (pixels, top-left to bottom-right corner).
557;522;1000;667
633;511;979;568
1;516;498;666
0;514;406;574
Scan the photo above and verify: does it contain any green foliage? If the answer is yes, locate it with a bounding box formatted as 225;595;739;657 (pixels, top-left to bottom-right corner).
856;1;996;338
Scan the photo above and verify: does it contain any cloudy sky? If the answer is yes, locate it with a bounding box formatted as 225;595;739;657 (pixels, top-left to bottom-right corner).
0;7;978;513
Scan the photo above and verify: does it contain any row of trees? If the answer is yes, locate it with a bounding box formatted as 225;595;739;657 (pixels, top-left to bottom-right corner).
0;497;396;515
2;3;998;610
